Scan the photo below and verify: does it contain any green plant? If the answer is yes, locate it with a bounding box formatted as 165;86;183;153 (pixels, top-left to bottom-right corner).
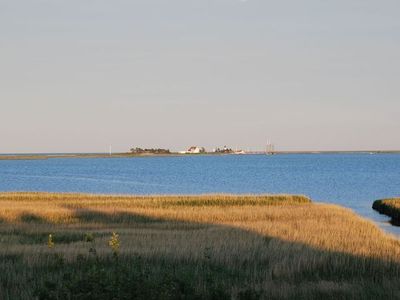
47;234;54;249
108;232;120;256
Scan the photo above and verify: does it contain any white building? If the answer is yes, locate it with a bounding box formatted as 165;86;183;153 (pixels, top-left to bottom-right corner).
180;146;206;154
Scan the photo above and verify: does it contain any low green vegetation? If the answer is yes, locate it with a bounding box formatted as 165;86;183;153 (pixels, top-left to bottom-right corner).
373;198;400;224
129;147;171;155
0;193;400;299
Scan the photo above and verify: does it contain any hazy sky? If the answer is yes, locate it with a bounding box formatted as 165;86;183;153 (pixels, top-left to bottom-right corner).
1;0;399;153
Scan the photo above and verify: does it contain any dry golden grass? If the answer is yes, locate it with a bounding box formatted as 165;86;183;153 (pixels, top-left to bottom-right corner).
374;198;400;209
0;192;400;299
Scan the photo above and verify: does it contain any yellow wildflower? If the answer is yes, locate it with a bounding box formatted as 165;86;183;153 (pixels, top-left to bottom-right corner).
47;234;55;249
108;232;120;254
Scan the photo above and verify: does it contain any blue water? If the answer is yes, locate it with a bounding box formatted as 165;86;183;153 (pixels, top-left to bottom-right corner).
0;154;399;234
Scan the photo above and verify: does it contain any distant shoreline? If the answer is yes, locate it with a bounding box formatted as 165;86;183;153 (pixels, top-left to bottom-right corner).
0;150;399;160
373;198;400;226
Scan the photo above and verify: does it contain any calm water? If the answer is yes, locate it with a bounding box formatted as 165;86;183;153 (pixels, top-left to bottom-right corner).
0;154;399;234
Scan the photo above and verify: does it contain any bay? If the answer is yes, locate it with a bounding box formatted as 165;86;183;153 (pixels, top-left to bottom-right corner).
0;153;399;234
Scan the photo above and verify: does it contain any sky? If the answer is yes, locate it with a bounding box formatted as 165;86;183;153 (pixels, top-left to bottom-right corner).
0;0;399;153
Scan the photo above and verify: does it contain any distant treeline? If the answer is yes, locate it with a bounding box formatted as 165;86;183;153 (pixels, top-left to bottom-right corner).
130;147;171;154
214;147;233;154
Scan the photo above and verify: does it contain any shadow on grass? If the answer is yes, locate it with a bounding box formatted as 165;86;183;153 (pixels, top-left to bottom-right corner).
1;207;400;299
71;208;168;224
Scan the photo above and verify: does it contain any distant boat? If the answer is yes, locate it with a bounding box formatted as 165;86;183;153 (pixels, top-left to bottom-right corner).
266;139;275;155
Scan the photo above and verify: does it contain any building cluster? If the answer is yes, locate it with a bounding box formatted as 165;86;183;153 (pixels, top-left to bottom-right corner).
129;144;273;155
179;146;246;155
178;146;206;154
130;146;249;155
213;146;233;154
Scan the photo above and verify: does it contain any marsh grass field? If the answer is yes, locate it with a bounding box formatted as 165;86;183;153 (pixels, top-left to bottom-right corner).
0;193;400;299
373;198;400;225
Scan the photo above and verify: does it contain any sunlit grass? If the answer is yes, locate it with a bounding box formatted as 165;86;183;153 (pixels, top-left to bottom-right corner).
0;192;400;299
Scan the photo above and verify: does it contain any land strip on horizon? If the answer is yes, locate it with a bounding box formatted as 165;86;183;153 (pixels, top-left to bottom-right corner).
0;150;400;160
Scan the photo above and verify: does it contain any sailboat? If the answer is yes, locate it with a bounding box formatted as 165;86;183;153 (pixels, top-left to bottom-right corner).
266;140;275;155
